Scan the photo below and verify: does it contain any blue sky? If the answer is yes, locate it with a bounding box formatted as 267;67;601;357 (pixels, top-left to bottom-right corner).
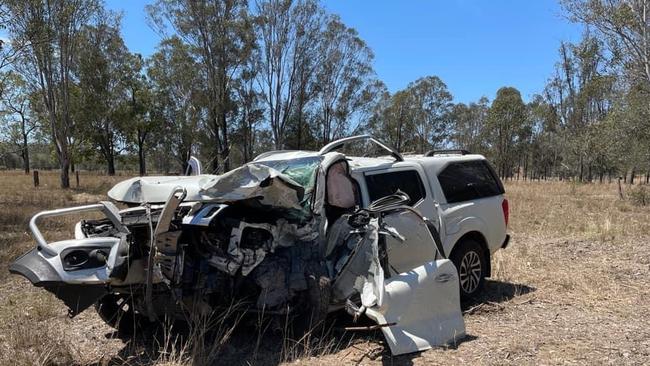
105;0;582;104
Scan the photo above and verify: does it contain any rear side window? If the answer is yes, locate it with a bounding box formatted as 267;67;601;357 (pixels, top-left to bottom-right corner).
365;170;426;205
438;160;504;203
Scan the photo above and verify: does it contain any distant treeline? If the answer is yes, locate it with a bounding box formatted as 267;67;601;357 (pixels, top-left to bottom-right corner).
0;0;648;187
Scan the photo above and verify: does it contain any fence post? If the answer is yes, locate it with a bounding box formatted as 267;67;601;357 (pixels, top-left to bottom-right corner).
617;177;624;200
33;170;39;187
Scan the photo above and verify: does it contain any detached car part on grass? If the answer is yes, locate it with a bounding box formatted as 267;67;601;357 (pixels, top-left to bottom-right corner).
10;136;465;356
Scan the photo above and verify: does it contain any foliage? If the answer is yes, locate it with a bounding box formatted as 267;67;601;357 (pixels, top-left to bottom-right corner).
628;185;649;206
0;0;649;185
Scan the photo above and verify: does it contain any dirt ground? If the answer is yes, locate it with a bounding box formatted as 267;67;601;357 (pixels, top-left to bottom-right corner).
1;171;649;365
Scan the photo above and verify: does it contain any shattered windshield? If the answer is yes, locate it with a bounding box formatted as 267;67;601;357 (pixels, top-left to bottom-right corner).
256;156;321;190
256;156;321;213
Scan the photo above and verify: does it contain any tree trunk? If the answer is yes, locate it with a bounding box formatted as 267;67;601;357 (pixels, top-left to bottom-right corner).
107;155;116;176
579;156;584;182
22;133;30;174
523;155;528;181
296;109;304;150
618;177;624;199
56;133;71;188
210;107;222;174
220;110;230;172
630;167;636;185
138;140;146;176
60;156;70;188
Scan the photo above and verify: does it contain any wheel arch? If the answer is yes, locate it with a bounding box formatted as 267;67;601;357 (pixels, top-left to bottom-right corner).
450;231;491;278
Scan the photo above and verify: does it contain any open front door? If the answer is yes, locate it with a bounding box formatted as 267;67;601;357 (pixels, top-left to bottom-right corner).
324;199;465;356
367;206;465;355
365;259;465;355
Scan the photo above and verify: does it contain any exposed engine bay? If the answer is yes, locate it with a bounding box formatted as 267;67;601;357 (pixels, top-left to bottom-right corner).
10;150;466;356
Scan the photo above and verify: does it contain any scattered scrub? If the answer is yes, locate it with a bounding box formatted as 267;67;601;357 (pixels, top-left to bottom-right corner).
628;185;649;206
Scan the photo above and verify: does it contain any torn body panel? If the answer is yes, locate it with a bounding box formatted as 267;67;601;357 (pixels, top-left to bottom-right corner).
200;163;306;212
330;216;384;308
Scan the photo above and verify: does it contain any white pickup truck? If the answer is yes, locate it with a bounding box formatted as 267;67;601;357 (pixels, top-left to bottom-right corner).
10;135;509;355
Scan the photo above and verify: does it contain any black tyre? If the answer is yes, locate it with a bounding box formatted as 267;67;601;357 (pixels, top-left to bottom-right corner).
450;239;487;300
95;294;145;335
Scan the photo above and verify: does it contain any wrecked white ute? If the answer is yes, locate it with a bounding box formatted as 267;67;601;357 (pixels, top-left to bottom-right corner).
10;136;465;356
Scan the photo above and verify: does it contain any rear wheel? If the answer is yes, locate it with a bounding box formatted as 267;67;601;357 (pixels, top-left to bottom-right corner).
450;239;487;300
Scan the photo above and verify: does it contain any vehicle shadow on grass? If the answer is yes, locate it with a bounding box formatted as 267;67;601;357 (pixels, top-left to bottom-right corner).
93;280;535;366
462;279;536;311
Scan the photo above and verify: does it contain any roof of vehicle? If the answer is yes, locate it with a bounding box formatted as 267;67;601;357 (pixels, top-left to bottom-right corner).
255;149;487;175
252;134;488;175
403;153;487;174
347;153;487;174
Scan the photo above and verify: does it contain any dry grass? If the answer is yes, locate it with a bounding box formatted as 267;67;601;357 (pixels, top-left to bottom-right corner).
1;171;650;365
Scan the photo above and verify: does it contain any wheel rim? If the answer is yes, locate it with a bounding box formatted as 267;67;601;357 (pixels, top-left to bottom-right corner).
459;251;481;294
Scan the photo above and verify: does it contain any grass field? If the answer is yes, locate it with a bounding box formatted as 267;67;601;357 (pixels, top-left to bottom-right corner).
0;170;649;365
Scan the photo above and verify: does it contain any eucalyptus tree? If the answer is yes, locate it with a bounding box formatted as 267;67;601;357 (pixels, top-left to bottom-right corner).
544;36;617;180
0;72;38;173
5;0;101;187
254;0;325;149
486;87;528;178
388;90;419;152
451;96;489;154
234;63;264;163
148;0;255;172
147;37;205;173
75;12;131;175
407;76;453;153
563;0;650;181
315;16;375;144
122;53;157;176
563;0;650;88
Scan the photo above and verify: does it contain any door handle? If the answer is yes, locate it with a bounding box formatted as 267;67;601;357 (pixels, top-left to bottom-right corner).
435;273;454;283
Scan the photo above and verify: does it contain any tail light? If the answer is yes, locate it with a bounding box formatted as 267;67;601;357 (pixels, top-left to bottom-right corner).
502;198;509;227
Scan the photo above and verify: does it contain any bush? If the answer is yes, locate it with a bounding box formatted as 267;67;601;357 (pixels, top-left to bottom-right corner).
628;185;649;206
